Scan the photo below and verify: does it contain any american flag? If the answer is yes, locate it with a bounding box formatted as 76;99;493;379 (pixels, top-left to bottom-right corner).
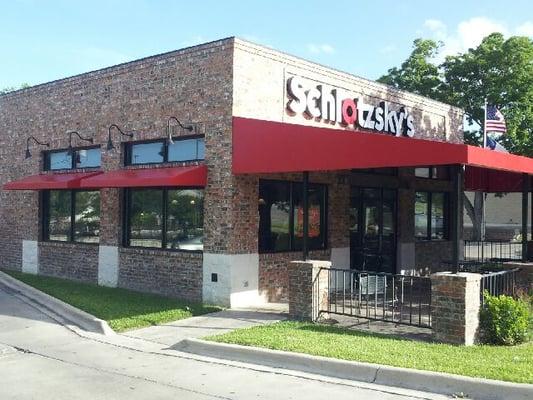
485;105;507;134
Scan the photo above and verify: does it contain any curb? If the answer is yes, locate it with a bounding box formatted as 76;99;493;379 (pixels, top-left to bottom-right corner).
177;338;533;400
0;271;114;336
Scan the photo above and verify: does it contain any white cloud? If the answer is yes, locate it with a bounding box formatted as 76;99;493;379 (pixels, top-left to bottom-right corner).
516;21;533;37
380;44;397;54
424;19;447;34
306;43;335;55
421;17;533;60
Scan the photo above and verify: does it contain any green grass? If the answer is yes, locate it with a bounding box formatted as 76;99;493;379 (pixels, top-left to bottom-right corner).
207;321;533;383
3;270;220;332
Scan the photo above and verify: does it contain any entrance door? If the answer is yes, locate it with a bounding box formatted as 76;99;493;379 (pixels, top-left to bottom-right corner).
349;187;397;273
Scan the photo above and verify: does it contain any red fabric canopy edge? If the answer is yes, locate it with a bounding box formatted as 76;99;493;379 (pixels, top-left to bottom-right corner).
232;117;533;176
79;165;207;188
3;171;102;190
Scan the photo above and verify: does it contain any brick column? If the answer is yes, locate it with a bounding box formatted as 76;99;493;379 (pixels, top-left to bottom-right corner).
430;272;481;345
288;260;331;321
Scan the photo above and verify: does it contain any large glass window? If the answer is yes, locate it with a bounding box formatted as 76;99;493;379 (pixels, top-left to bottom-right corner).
45;147;101;171
125;188;204;251
126;136;205;166
415;191;448;240
258;180;327;252
44;190;100;243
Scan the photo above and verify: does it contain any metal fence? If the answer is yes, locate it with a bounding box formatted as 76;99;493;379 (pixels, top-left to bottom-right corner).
480;268;520;306
464;240;522;262
321;268;432;328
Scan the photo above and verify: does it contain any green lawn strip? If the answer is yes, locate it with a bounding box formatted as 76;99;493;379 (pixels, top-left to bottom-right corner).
207;321;533;384
3;270;220;332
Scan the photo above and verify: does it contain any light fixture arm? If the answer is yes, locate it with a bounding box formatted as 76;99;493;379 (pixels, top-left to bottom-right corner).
67;131;93;155
166;117;194;144
25;136;50;159
107;124;133;151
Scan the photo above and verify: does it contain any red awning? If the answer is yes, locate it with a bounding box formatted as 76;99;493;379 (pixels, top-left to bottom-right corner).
232;117;533;179
79;165;207;188
464;166;528;192
3;171;102;190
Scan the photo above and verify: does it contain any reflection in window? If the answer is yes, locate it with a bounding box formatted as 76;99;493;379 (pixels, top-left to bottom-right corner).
128;190;164;248
168;138;205;162
415;167;449;179
126;137;205;165
74;191;101;243
431;193;445;239
44;190;100;243
46;191;72;241
49;151;73;170
166;190;204;251
46;148;101;171
126;188;204;251
76;148;101;169
415;191;448;240
129;142;165;165
258;180;327;252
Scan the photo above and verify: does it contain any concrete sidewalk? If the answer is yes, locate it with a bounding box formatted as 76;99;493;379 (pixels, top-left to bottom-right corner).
123;308;287;345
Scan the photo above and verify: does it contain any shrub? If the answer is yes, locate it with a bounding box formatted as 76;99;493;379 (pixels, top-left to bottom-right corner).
480;292;530;345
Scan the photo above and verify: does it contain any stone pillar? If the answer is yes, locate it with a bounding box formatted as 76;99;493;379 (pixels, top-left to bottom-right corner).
430;272;481;345
288;260;331;321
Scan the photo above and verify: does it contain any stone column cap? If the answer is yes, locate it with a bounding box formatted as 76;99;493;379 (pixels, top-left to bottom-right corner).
290;260;332;268
430;271;482;282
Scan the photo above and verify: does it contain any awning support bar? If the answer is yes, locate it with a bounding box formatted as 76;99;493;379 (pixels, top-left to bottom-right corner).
522;173;529;262
303;171;309;261
451;165;463;273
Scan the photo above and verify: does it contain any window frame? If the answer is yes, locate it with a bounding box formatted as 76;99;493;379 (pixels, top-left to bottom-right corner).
414;191;449;241
124;135;205;166
42;189;101;244
123;186;204;253
43;145;101;171
258;179;328;254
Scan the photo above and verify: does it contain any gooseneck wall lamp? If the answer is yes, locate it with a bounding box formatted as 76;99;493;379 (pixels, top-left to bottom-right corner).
25;136;50;159
166;117;194;144
107;124;133;151
66;131;93;155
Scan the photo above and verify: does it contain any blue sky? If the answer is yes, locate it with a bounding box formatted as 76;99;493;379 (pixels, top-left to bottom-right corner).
1;0;532;88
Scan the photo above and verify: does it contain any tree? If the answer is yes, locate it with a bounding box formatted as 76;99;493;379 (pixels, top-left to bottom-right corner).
378;33;533;240
0;83;31;95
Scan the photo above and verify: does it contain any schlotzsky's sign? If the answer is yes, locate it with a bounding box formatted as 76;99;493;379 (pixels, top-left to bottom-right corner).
286;76;415;137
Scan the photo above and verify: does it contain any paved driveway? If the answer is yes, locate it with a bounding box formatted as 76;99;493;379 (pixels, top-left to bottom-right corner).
0;284;448;400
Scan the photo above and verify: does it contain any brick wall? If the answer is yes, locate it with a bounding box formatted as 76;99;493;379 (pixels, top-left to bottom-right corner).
0;38;234;300
119;248;203;301
39;242;99;283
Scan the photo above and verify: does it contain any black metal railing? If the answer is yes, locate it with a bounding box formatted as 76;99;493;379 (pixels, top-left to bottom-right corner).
464;240;522;262
480;268;520;306
320;268;432;328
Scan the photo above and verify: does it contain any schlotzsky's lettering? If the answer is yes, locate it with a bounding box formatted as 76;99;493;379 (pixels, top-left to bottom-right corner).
287;76;415;137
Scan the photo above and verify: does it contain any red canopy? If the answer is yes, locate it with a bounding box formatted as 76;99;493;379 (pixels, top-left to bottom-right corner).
3;171;102;190
232;117;533;178
79;165;207;188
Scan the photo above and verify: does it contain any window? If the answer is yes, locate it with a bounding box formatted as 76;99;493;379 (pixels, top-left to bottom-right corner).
258;180;327;252
125;136;205;165
125;188;204;251
45;147;101;171
415;191;448;240
43;190;100;243
415;166;449;179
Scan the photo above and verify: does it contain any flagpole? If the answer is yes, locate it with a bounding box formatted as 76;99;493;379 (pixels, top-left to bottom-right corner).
481;99;487;242
483;98;488;148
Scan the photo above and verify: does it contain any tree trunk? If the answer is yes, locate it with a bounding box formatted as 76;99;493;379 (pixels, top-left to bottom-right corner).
463;192;484;240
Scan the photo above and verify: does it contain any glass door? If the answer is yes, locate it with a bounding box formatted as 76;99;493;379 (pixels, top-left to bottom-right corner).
349;187;397;273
